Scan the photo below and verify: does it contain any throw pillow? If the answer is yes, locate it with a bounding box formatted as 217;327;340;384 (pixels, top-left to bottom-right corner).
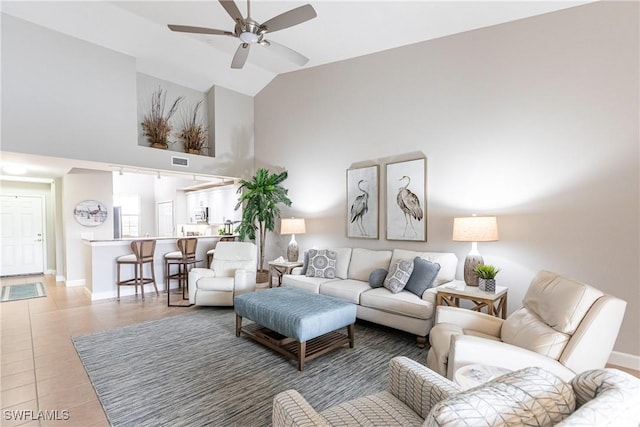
300;250;310;275
305;249;338;279
368;268;388;288
404;257;441;297
383;259;414;294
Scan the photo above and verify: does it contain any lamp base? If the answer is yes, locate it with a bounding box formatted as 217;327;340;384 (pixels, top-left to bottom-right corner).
463;254;484;286
287;238;299;262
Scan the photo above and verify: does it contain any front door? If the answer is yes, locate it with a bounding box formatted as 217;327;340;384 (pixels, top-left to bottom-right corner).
0;195;45;276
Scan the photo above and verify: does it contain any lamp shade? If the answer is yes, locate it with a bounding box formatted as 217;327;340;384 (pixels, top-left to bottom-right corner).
281;218;306;235
452;216;499;242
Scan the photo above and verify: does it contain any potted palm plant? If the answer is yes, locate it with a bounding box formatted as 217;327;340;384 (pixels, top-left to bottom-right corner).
141;87;183;149
474;264;500;293
235;169;292;282
177;100;208;155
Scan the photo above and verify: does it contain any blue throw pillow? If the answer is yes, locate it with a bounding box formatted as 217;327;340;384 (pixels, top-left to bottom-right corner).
301;251;309;275
368;268;388;288
405;257;441;297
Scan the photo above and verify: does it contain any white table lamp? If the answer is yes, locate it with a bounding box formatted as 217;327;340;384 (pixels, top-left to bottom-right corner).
280;218;306;262
452;216;499;286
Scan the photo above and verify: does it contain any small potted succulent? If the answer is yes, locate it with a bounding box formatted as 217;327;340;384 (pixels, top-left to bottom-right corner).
474;264;500;293
177;100;208;155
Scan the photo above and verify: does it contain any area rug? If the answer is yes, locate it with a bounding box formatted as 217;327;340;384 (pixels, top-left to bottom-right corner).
0;282;47;302
73;308;427;427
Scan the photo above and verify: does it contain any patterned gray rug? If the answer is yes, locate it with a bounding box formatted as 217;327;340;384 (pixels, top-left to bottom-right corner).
72;308;427;427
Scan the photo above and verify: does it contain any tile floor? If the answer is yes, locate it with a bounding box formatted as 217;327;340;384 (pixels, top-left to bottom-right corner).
1;274;638;426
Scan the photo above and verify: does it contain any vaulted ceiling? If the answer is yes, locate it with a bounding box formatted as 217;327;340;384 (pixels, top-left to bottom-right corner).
2;1;592;96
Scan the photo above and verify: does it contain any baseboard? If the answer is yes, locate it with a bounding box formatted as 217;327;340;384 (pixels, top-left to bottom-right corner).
55;275;65;283
66;279;85;287
45;269;56;276
608;351;640;370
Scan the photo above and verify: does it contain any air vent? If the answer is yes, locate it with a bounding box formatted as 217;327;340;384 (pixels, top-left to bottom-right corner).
171;156;189;167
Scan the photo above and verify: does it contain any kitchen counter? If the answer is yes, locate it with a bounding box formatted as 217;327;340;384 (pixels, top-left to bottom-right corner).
83;236;224;300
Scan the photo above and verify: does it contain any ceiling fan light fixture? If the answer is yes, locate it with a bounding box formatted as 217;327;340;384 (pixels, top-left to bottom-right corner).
239;31;259;43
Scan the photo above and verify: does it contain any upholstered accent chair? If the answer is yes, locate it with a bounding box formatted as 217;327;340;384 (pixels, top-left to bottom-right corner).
427;270;626;382
187;242;257;306
272;356;640;426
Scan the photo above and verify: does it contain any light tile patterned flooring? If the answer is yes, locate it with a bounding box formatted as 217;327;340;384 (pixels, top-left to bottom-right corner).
1;274;638;426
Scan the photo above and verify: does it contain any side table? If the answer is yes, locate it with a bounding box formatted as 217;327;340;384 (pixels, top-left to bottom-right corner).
436;281;508;318
268;261;303;288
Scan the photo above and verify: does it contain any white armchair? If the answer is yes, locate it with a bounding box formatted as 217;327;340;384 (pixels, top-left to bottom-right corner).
427;270;626;381
188;242;257;306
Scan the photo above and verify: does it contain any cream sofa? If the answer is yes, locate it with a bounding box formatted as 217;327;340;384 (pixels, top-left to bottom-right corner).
282;248;458;346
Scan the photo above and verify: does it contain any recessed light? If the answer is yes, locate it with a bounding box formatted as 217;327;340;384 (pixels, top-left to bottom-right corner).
3;165;27;175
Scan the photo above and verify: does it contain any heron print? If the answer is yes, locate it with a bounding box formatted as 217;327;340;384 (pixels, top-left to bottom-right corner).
346;166;379;239
386;158;426;241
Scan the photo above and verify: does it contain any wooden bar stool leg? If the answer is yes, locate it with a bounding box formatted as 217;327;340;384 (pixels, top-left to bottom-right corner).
117;263;121;301
151;261;159;296
138;263;144;300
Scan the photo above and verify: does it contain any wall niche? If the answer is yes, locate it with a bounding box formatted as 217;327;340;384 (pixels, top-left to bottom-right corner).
136;73;214;157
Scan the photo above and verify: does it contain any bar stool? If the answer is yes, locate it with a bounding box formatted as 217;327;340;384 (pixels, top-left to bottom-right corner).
164;238;198;306
206;248;215;268
116;240;158;301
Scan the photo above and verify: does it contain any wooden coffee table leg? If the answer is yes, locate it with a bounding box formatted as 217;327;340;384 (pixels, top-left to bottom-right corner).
348;324;355;348
298;341;306;371
235;314;242;337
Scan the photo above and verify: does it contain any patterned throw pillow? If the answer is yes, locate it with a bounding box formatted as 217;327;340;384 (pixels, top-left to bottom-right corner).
405;257;441;297
305;249;338;279
427;367;575;427
383;259;414;294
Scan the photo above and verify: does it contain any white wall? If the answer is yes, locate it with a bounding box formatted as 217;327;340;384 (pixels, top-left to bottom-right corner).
1;14;254;180
255;2;639;356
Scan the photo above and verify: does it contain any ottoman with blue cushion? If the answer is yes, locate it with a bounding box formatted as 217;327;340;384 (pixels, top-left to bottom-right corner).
234;287;357;371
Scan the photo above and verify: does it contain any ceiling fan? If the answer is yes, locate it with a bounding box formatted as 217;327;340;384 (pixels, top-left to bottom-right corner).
168;0;317;69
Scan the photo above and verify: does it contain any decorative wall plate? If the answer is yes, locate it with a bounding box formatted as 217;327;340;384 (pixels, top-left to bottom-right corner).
74;200;108;227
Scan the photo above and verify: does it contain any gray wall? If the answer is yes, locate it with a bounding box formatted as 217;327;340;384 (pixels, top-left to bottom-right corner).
255;2;639;357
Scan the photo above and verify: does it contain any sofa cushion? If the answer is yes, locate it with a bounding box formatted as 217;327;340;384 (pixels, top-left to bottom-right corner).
306;249;338;279
360;287;433;320
369;268;388;288
427;367;575;427
320;279;372;304
405;257;440;297
502;307;570;360
282;274;338;294
321;391;424;426
347;248;393;281
523;270;603;334
390;249;457;286
384;259;414;294
329;248;353;279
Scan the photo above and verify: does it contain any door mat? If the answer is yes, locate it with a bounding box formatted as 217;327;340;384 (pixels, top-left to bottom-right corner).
1;282;47;302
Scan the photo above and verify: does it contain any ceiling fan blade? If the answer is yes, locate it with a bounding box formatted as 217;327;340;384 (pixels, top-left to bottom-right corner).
231;43;250;69
261;4;317;33
219;0;244;24
168;25;235;37
263;40;309;66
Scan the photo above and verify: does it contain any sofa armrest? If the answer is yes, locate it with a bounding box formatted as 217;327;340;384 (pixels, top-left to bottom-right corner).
290;267;303;275
388;356;460;419
234;269;257;295
435;306;503;337
272;389;329;427
448;335;576;381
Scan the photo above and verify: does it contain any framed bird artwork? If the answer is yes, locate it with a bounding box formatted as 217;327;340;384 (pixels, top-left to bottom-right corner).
346;165;379;239
386;158;426;241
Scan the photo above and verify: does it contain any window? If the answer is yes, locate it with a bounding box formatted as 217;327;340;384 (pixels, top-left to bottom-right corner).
113;195;140;237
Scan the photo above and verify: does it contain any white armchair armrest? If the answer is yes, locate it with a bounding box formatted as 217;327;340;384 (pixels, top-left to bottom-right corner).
290;267;303;275
435;306;503;337
448;334;576;381
272;389;329;427
234;269;257;295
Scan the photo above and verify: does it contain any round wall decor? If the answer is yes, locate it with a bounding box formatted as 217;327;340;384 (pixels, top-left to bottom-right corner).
73;200;108;227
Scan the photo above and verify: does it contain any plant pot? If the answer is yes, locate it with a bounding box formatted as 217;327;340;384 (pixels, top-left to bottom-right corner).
150;142;168;149
256;270;269;284
479;278;496;293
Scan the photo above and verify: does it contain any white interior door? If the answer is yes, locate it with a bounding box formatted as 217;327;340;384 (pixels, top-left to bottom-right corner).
1;195;45;276
157;201;174;237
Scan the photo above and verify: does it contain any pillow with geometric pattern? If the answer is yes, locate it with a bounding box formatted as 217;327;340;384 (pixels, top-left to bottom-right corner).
383;258;414;294
305;249;338;279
